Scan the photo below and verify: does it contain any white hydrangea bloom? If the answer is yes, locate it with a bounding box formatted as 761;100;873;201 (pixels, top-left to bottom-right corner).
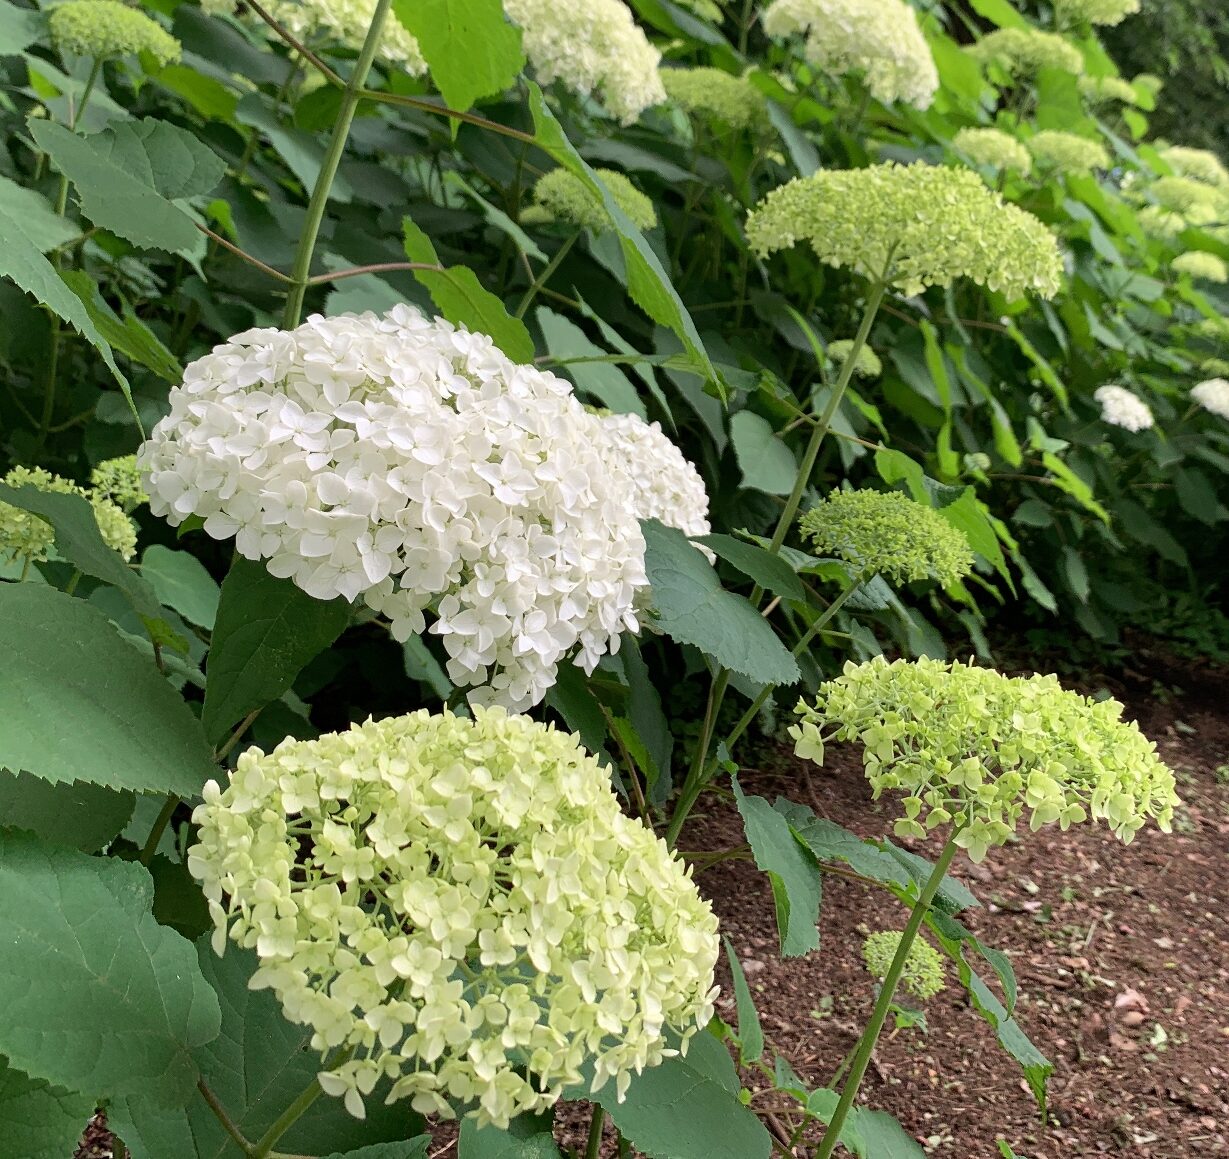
502;0;666;123
1192;377;1229;419
761;0;939;110
274;0;425;71
1094;385;1154;431
189;708;720;1128
137;306;650;711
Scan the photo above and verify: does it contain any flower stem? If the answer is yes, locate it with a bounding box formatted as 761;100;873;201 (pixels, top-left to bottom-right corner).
249;1075;324;1159
515;231;579;318
281;0;393;328
814;834;961;1159
139;794;179;867
584;1106;605;1159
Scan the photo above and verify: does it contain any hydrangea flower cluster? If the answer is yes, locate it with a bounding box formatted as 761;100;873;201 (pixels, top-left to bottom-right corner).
790;657;1179;862
1077;74;1138;105
660;67;769;131
91;454;148;513
1160;145;1229;189
1193;377;1229;419
1094;385;1154;431
861;931;946;1000
761;0;939;109
827;339;882;379
798;489;973;587
967;28;1084;79
188;707;720;1126
0;466;136;565
1146;175;1229;223
137;306;657;711
952;127;1032;175
532;168;657;233
745;162;1063;299
1173;251;1229;283
50;0;181;65
1027;130;1111;175
502;0;665;124
1053;0;1140;25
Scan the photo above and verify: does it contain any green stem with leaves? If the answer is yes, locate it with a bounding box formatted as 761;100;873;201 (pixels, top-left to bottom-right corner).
281;0;393;328
515;231;579;318
814;834;961;1159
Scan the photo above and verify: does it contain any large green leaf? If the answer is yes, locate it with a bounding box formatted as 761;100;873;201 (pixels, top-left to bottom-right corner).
202;557;351;746
599;1031;771;1159
0;769;133;852
0;585;216;796
0;174;75;252
0;1056;95;1159
729;411;796;495
322;1144;432;1159
697;534;806;602
142;545;221;630
0;830;220;1104
642;520;799;686
393;0;523;112
0;0;45;53
458;1112;562;1158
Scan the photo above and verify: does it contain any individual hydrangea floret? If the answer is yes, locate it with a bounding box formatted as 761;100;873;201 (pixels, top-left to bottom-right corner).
1192;377;1229;419
745;162;1063;299
798;489;973;587
0;466;136;564
49;0;181;65
827;339;882;379
1078;74;1138;105
761;0;938;109
967;28;1084;79
1094;385;1154;431
1053;0;1140;25
790;657;1179;861
137;306;653;712
952;127;1032;175
189;707;720;1127
660;67;769;130
502;0;665;123
90;454;148;513
1027;130;1111;175
533;167;657;233
1159;145;1229;189
862;931;946;1000
1173;251;1229;283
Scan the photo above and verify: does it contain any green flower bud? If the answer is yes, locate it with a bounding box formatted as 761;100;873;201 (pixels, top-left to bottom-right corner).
90;454;148;513
1027;130;1111;176
1077;74;1138;105
1172;251;1229;284
1160;145;1229;189
1;465;136;564
533;167;657;233
49;0;181;66
660;67;769;131
826;339;882;378
1053;0;1139;26
967;28;1084;79
861;930;946;1000
952;127;1032;175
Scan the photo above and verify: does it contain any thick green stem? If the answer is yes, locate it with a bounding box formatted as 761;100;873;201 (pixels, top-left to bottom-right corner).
281;0;393;328
515;231;578;318
584;1106;605;1159
139;794;179;867
814;835;961;1159
250;1073;325;1159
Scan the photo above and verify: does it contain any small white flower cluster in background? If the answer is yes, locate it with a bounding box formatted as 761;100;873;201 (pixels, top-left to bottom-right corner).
1193;377;1229;419
139;306;710;710
1094;384;1154;431
189;708;720;1127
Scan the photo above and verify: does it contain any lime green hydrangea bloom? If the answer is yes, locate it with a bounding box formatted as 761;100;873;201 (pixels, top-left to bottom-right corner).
49;0;181;65
1147;174;1229;220
952;127;1032;175
862;930;946;1000
745;162;1062;299
798;489;973;587
1078;74;1138;105
0;465;136;564
190;707;720;1127
790;657;1179;862
1173;251;1229;283
1027;130;1111;175
91;454;148;513
967;28;1084;79
827;339;882;378
1137;204;1188;240
660;67;769;130
533;167;657;232
1160;145;1229;189
1201;357;1229;377
1053;0;1140;26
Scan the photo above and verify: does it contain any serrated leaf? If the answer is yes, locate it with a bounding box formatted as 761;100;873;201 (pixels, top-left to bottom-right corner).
90;118;226;200
0;174;75;252
855;1108;927;1157
723;937;764;1062
458;1112;561;1158
642;520;799;687
393;0;523;112
0;585;217;796
0;769;133;852
0;1056;95;1159
60;269;183;382
142;545;220;630
599;1031;771;1159
733;780;820;957
203;557;351;746
0;830;220;1103
696;534;806;601
322;1143;432;1159
729;411;796;495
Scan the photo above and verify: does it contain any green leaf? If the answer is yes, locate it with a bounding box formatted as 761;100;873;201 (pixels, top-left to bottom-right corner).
0;175;75;252
322;1144;432;1159
600;1030;772;1159
458;1112;562;1158
733;779;820;958
938;488;1011;585
536;306;645;418
642;520;800;687
203;557;351;746
620;639;673;802
393;0;523;112
729;411;796;495
444;171;546;261
0;585;217;796
544;664;607;754
142;545;220;630
0;1056;95;1159
0;830;220;1103
60;269;183;382
0;0;45;53
1040;452;1109;522
722;937;764;1062
236;94;352;203
527;85;716;391
0;769;133;852
403;218;534;363
696;534;806;602
855;1108;927;1157
968;0;1029;26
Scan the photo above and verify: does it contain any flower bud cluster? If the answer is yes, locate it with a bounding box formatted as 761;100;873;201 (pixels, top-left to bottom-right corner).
1193;377;1229;419
91;454;148;513
1173;251;1229;283
1027;130;1110;175
826;339;882;379
1053;0;1140;26
745;163;1063;299
1077;74;1138;105
660;67;769;131
50;0;181;65
189;708;720;1127
533;168;657;233
952;127;1032;175
967;28;1084;79
1159;145;1229;189
761;0;938;110
1;465;136;565
790;657;1179;862
1094;384;1154;431
861;931;946;1000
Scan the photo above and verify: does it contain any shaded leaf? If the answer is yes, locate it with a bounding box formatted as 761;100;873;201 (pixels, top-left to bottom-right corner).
0;769;133;852
729;411;795;495
723;937;764;1062
0;1056;95;1159
459;1112;561;1158
142;545;220;630
697;534;806;602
